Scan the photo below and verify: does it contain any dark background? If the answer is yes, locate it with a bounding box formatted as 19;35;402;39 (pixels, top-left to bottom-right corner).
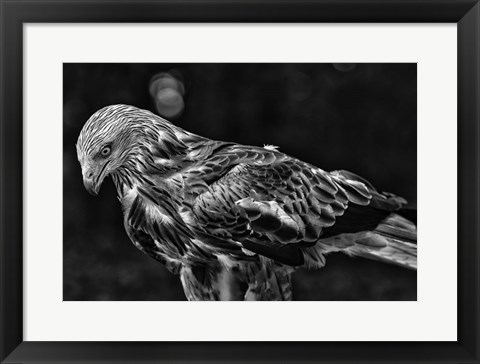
63;63;416;301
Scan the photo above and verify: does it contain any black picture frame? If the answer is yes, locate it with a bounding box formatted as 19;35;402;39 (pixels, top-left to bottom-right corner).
1;1;479;363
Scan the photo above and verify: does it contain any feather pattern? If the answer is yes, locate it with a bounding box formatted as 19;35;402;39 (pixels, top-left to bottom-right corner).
76;104;417;300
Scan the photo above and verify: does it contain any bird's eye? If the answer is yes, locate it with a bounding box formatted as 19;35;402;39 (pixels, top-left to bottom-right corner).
100;146;111;157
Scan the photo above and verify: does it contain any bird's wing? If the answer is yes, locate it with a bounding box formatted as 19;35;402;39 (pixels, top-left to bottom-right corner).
191;147;407;267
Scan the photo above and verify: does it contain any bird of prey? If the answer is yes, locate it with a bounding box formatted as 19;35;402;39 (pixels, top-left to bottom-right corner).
76;104;417;301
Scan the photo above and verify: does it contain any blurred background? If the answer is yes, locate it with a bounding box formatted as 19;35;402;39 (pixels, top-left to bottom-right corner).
63;63;416;301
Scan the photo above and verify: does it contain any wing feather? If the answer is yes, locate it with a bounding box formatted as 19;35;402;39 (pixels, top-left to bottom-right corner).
188;146;407;266
182;144;412;269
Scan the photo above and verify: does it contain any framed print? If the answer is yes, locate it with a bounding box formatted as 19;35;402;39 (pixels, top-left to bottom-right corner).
1;0;479;363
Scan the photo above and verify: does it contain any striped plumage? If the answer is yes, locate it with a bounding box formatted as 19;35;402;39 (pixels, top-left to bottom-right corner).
76;104;417;301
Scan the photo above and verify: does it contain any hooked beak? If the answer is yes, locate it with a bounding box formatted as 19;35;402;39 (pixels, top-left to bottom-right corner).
83;176;101;196
81;161;110;196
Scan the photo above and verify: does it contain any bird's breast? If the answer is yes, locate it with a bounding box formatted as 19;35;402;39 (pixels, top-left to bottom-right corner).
120;184;209;267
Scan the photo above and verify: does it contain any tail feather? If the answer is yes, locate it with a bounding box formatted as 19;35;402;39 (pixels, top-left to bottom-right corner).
347;213;417;269
375;213;416;243
302;212;417;270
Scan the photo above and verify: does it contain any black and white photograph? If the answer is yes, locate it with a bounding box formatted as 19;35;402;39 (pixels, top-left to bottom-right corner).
63;63;417;301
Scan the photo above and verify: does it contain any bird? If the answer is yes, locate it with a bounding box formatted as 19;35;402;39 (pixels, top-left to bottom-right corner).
76;104;417;301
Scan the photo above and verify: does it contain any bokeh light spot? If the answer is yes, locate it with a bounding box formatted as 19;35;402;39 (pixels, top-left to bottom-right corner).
149;71;185;119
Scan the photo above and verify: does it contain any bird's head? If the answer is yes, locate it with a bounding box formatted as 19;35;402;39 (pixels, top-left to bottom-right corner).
76;104;188;196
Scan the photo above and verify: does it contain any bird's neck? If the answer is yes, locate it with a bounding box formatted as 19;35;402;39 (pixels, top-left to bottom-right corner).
111;167;142;198
110;158;186;199
110;131;213;198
